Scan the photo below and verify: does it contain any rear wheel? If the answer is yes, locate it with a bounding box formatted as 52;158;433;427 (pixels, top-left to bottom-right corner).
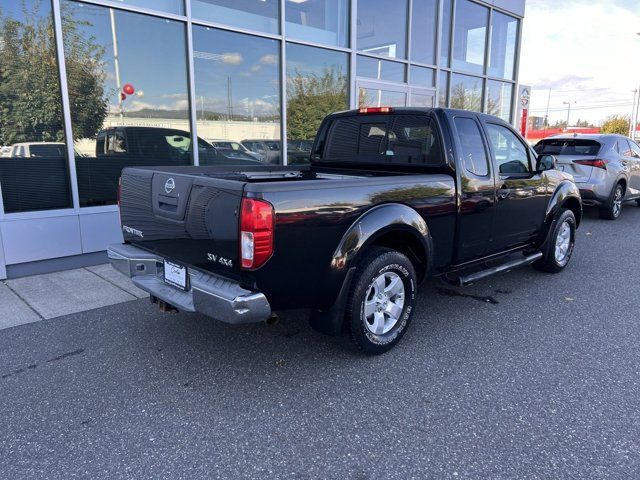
599;183;624;220
533;209;576;273
346;247;417;355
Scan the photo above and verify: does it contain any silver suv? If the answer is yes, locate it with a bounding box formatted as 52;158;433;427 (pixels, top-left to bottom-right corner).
534;134;640;220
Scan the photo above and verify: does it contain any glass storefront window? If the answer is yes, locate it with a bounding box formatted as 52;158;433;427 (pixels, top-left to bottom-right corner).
486;80;513;122
450;73;483;112
452;0;488;75
193;27;281;165
286;44;348;164
357;0;408;59
191;0;279;35
357;56;405;83
488;12;518;80
410;0;437;65
438;71;449;107
358;88;406;108
0;0;73;213
61;1;191;207
109;0;184;15
285;0;348;47
440;0;452;67
410;66;435;87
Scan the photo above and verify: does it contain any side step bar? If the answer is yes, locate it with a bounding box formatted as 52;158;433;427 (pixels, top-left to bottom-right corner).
456;252;543;286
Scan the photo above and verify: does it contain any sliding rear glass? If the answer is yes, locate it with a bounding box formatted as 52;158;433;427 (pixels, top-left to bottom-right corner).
314;113;445;167
534;139;601;156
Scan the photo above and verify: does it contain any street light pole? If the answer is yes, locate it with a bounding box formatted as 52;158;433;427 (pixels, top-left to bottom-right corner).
562;101;574;131
634;85;640;140
631;89;638;137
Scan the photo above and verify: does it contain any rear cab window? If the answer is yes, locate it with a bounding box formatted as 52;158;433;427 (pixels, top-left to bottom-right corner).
316;113;445;167
534;139;601;156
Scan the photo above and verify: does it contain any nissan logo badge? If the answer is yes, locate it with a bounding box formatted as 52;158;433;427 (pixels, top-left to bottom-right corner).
165;177;175;194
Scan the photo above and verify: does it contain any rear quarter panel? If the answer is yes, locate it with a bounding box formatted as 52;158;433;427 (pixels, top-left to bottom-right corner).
244;176;456;310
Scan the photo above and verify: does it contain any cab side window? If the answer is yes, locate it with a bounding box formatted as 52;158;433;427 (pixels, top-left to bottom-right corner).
454;117;489;176
486;124;531;175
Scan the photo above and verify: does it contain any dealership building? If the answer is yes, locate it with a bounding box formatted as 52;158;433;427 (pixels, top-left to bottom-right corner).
0;0;525;279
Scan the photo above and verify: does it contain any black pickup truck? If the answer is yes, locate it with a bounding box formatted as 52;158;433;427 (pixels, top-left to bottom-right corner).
109;107;582;354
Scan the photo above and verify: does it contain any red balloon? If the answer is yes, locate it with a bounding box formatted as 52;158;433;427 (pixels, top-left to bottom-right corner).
123;83;135;95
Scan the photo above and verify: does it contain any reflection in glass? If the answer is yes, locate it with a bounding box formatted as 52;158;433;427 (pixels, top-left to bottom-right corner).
440;0;453;67
285;0;348;47
410;66;435;87
193;26;281;164
489;12;518;80
359;88;406;108
0;0;72;213
411;0;437;65
357;0;408;59
486;80;513;122
106;0;184;15
61;1;192;207
192;0;279;35
451;73;483;112
410;93;434;108
438;71;449;107
357;56;405;83
452;0;488;75
286;43;348;164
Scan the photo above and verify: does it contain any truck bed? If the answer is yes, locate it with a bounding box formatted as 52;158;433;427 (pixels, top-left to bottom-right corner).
118;163;456;309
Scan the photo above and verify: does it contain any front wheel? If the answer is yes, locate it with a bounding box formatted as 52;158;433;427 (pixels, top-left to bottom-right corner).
346;247;417;355
533;209;576;273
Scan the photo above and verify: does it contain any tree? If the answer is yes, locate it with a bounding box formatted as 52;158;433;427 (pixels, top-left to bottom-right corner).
0;2;107;145
286;66;348;140
600;115;629;135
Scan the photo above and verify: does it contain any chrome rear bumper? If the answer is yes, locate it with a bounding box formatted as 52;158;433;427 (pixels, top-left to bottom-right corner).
107;243;271;324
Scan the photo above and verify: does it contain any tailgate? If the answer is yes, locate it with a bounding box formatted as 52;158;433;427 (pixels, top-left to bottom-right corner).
119;168;245;278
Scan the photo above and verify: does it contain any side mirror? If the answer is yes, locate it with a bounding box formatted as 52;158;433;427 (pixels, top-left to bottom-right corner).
537;154;556;172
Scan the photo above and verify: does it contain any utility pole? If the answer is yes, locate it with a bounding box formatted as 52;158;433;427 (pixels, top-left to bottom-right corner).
634;85;640;140
630;89;637;137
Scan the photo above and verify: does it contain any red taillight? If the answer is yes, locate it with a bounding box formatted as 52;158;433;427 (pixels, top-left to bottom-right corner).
358;106;393;114
240;198;274;270
573;159;606;169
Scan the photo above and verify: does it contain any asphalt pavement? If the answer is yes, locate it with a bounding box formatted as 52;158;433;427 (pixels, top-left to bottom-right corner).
1;206;640;479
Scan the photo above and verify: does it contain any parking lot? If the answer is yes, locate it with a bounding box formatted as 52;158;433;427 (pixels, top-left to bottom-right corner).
1;205;639;479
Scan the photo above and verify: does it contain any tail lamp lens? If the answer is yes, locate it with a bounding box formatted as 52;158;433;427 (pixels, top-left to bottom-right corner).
240;198;274;269
573;159;606;169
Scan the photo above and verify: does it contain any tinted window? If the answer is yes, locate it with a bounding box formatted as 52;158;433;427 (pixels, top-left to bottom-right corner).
488;12;518;80
629;140;640;158
192;0;279;34
322;115;443;166
193;27;281;165
357;56;405;82
486;81;513;122
534;139;602;156
486;124;530;174
0;0;73;213
451;73;483;112
357;0;408;58
285;0;349;47
454;117;488;176
61;2;192;207
410;66;435;87
617;138;632;156
452;0;488;75
410;0;437;65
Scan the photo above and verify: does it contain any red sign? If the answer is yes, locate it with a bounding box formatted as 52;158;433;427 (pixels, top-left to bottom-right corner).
520;108;528;137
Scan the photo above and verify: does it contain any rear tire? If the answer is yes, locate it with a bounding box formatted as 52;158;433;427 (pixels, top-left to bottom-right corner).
346;247;417;355
599;183;624;220
533;209;576;273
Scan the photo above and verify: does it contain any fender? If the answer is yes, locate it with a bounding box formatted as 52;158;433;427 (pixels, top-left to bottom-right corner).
542;180;582;240
330;203;434;274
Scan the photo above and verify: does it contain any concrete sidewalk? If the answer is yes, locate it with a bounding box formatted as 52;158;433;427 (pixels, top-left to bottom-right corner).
0;264;147;330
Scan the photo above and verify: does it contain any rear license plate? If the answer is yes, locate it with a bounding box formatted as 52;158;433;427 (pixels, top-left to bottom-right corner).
164;260;187;290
